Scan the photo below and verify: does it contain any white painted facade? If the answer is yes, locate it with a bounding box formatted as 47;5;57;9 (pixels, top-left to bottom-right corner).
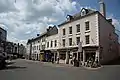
26;5;119;65
31;39;41;60
45;34;59;50
57;12;119;64
59;14;99;49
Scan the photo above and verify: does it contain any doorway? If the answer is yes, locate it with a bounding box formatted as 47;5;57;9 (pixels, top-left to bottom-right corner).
85;52;96;62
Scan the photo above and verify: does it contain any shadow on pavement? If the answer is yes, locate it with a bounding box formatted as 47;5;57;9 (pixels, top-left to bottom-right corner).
6;62;16;65
103;57;120;65
1;66;27;70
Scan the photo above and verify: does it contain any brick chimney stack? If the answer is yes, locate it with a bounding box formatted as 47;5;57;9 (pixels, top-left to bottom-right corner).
99;0;106;18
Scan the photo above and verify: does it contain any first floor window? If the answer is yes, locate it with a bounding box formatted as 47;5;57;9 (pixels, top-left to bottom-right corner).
63;28;65;35
47;42;49;48
76;24;80;33
69;38;72;46
51;41;53;47
85;35;90;44
85;21;90;31
69;26;72;34
62;39;65;47
39;45;40;50
55;40;57;47
76;37;80;45
37;46;38;50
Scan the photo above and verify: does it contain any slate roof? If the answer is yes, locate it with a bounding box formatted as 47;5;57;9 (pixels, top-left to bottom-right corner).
58;8;97;27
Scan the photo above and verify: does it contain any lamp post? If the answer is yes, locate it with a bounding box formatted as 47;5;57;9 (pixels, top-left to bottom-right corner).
65;42;69;64
78;41;82;66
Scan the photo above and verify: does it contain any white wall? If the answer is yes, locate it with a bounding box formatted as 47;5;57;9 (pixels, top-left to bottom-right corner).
58;13;99;48
45;34;59;50
31;39;41;55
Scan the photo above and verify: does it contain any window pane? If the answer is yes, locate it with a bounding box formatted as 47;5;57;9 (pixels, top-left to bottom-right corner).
51;41;53;47
37;46;38;50
69;27;72;34
85;35;90;44
76;24;80;32
55;40;57;47
39;45;40;50
63;29;65;35
85;21;89;30
47;42;49;47
69;38;72;46
76;37;80;45
62;39;65;47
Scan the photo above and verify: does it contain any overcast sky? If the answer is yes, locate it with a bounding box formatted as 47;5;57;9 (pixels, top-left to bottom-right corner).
0;0;120;45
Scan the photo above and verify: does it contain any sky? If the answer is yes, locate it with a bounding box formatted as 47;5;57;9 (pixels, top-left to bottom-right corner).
0;0;120;45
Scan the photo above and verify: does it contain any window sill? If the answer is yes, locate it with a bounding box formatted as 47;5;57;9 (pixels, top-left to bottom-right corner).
85;30;90;33
68;34;73;36
76;32;81;35
62;35;66;38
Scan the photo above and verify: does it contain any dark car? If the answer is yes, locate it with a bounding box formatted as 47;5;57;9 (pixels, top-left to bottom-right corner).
0;53;6;69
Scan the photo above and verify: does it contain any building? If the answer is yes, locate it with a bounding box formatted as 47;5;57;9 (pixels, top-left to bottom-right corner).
5;41;26;58
26;26;58;61
0;27;7;52
26;39;32;59
57;1;119;64
26;1;119;65
18;44;26;57
45;26;58;62
26;35;43;61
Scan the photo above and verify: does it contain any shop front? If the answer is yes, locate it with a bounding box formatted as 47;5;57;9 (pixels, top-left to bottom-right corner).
81;46;100;66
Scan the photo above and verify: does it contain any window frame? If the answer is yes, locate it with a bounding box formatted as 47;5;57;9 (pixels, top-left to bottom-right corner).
85;21;90;31
76;37;80;45
85;35;90;44
55;40;57;47
63;28;65;35
47;42;49;48
69;26;72;34
51;41;53;47
76;24;80;33
62;39;65;47
69;38;72;46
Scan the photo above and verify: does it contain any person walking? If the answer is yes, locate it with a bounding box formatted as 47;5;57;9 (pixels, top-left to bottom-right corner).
51;56;54;64
57;56;59;64
73;56;76;66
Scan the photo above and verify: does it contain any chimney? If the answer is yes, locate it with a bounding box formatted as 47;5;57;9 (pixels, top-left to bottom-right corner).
107;19;112;24
99;0;106;18
37;34;40;36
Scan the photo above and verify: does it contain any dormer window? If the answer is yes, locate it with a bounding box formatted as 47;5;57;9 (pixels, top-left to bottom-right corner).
66;15;73;21
66;15;70;21
81;8;87;16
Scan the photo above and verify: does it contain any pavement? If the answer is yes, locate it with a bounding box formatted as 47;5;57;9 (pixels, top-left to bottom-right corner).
0;59;120;80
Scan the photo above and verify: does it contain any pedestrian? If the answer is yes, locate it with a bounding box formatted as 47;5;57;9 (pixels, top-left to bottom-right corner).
51;56;54;64
73;56;76;66
57;56;59;64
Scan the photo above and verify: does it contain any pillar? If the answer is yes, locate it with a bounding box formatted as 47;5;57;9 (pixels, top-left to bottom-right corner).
96;50;100;62
77;51;80;61
57;51;60;64
54;52;56;62
65;51;69;64
57;51;60;58
83;50;85;65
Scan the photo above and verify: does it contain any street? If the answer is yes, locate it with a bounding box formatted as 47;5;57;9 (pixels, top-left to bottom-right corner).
0;59;120;80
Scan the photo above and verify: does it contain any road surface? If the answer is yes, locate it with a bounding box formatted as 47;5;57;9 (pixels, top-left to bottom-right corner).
0;59;120;80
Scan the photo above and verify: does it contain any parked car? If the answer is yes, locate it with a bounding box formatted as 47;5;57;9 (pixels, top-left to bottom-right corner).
0;53;6;69
22;56;25;59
